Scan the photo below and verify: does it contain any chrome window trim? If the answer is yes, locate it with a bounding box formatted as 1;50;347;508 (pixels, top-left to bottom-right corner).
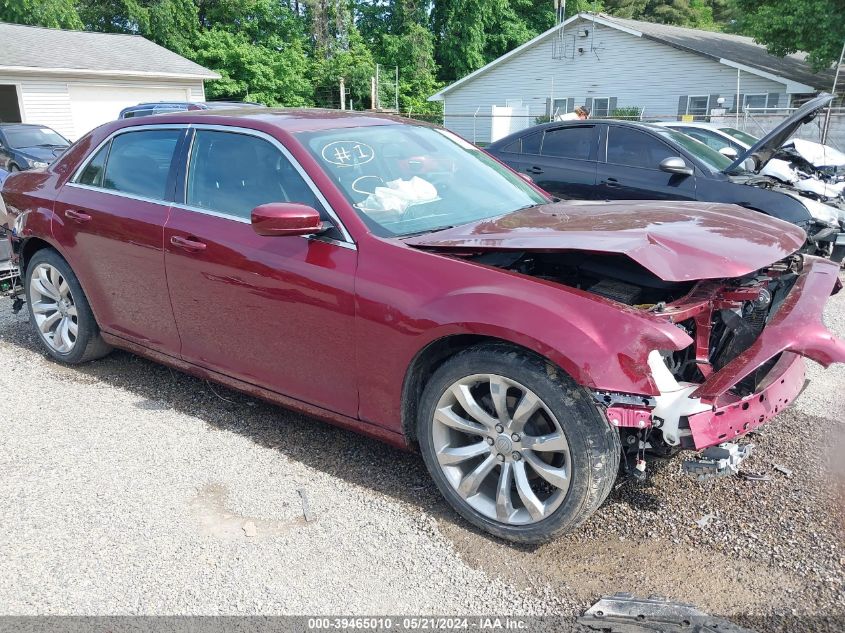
66;182;173;207
67;122;355;248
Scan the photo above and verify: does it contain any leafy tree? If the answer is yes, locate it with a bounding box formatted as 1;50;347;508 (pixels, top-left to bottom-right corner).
192;28;313;105
733;0;845;71
603;0;719;27
312;26;376;108
0;0;83;28
379;23;442;113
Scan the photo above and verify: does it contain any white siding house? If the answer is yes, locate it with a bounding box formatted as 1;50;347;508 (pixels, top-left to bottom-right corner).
430;13;836;144
0;22;219;140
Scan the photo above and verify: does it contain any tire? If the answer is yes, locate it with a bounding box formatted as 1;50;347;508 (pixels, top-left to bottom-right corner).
9;164;19;173
24;248;112;364
418;343;620;543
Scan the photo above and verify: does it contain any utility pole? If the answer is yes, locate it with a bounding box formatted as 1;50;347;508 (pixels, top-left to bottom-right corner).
375;64;380;110
339;77;346;111
395;66;399;113
370;76;376;110
735;68;741;126
822;40;845;144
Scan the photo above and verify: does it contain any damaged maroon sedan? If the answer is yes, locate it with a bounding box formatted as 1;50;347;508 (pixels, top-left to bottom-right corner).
2;110;844;543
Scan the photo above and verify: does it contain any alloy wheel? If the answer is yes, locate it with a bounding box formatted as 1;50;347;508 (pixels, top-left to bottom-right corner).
431;374;572;525
29;263;78;354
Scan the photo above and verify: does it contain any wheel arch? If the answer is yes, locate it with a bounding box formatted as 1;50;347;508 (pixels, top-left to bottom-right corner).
400;333;570;445
19;236;59;275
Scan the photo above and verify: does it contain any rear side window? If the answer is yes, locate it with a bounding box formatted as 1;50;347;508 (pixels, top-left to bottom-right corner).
606;127;676;168
122;109;153;119
102;130;180;200
77;142;110;187
541;126;594;160
521;132;542;155
186;130;322;220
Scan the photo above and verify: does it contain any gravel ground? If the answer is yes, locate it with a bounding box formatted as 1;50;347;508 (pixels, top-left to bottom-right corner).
0;275;842;631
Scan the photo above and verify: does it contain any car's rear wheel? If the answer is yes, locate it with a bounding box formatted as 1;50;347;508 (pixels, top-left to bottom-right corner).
25;249;111;364
418;344;620;543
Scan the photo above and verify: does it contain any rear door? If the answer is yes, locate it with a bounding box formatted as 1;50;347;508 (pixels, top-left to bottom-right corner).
53;127;184;353
519;125;599;199
163;127;358;417
599;125;696;200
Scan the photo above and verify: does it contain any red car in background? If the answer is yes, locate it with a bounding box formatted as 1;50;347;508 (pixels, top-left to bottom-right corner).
1;109;843;543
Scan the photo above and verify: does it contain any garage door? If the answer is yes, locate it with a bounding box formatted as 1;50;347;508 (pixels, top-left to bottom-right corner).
69;84;190;139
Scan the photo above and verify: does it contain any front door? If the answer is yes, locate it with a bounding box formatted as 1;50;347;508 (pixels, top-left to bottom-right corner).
527;125;599;199
163;128;358;417
599;126;696;200
53;128;183;353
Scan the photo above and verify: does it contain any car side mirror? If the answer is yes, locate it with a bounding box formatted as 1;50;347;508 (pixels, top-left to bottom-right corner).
518;172;534;183
719;146;739;159
659;156;694;176
251;202;326;237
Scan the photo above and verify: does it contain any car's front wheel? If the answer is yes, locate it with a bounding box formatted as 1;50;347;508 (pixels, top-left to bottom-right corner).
25;248;111;364
418;344;620;543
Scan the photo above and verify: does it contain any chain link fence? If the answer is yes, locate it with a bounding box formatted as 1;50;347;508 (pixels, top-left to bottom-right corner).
401;106;845;150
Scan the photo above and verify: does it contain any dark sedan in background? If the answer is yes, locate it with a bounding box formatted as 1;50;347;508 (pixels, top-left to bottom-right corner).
488;94;845;261
0;124;70;172
118;101;265;119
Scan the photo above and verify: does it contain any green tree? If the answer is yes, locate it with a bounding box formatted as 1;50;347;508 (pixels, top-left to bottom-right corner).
312;26;376;108
0;0;82;28
733;0;845;71
191;28;313;105
77;0;199;53
603;0;719;27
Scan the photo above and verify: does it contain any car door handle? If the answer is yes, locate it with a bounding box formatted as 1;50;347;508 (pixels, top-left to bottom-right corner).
602;178;620;187
170;235;207;252
64;209;92;223
526;166;544;175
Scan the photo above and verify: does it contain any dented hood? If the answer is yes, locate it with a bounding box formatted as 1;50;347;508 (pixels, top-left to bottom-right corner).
404;200;806;282
726;93;834;174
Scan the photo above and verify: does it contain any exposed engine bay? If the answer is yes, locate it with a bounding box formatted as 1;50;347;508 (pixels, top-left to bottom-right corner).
465;249;811;475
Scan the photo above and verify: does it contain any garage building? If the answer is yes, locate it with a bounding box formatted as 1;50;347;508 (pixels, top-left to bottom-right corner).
0;22;219;140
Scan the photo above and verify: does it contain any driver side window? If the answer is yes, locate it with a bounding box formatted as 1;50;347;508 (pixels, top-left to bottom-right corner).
186;130;323;221
607;127;676;169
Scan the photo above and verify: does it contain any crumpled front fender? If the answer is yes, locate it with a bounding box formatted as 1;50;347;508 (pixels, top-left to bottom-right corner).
693;256;845;401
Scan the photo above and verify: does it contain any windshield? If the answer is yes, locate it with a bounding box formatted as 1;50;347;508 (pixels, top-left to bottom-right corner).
4;127;69;149
719;127;759;146
656;128;733;172
298;124;548;237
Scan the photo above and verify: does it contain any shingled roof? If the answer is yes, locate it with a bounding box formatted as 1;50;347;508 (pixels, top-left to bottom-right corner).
606;15;835;92
0;22;219;80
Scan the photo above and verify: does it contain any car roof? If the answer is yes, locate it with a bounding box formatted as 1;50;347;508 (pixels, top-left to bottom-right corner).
123;102;192;108
0;123;53;129
489;118;671;147
107;108;422;134
653;121;722;130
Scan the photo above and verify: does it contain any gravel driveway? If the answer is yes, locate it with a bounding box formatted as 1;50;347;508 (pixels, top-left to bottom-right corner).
0;276;842;631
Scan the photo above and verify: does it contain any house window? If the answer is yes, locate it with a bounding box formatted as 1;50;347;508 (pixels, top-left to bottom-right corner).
686;95;709;119
552;99;570;117
743;94;768;111
592;97;611;118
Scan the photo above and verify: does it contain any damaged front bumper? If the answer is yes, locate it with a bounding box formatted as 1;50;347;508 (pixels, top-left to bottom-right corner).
606;256;845;451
